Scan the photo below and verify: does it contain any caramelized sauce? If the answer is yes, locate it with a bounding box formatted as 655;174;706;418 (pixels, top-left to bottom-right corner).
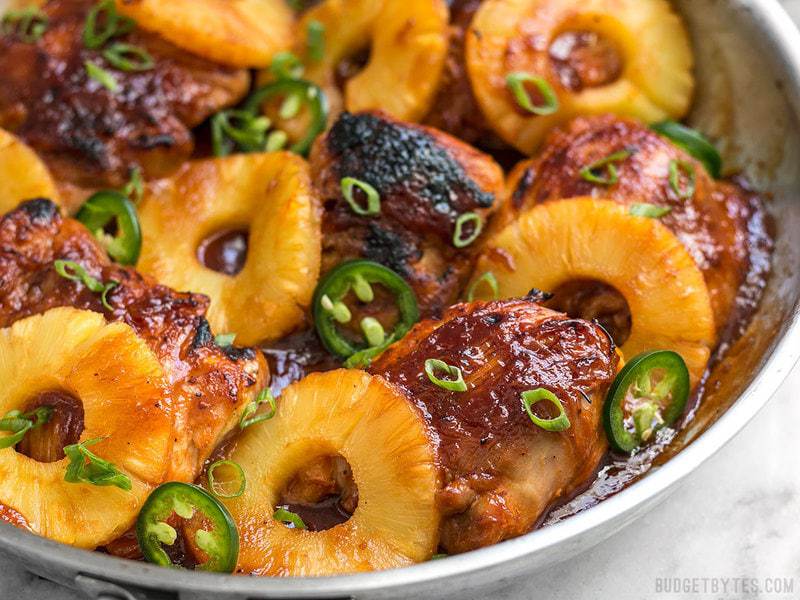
549;30;624;92
334;48;371;91
197;229;249;276
278;498;352;532
546;279;632;346
16;390;84;463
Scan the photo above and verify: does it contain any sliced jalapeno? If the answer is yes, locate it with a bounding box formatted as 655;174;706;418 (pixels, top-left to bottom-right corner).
242;78;328;156
603;350;690;453
651;121;722;179
76;191;141;265
136;482;239;573
312;260;419;366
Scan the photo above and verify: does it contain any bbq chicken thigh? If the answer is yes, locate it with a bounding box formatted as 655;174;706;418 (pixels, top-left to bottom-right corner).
0;199;267;481
501;115;771;335
0;0;250;191
371;298;619;553
310;111;504;317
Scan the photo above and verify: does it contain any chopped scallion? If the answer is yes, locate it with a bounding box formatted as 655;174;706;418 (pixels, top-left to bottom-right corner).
452;212;483;248
424;359;467;392
506;72;559;116
341;177;380;216
521;388;571;432
207;460;246;499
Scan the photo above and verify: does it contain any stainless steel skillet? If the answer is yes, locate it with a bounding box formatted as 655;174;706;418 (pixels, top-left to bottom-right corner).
0;0;799;598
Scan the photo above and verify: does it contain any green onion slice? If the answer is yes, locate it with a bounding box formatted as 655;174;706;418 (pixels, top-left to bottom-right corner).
83;0;134;49
579;149;632;186
211;109;271;157
466;271;499;302
651;121;722;178
207;460;246;499
102;42;154;71
307;19;325;62
506;72;559;116
273;507;307;529
341;177;381;216
122;166;144;203
54;260;119;310
63;437;132;490
239;388;277;430
76;190;142;265
453;212;483;248
1;7;48;42
521;388;571;432
424;359;467;392
0;406;53;449
668;159;696;199
214;333;236;347
629;203;672;219
85;60;119;92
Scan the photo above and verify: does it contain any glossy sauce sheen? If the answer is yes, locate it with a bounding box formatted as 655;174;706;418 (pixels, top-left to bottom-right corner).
549;31;624;92
197;229;249;276
0;199;267;483
0;0;249;187
505;115;773;335
16;390;85;463
311;111;505;316
371;299;618;552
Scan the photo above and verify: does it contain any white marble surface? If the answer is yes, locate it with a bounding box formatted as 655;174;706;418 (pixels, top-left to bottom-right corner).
3;2;800;599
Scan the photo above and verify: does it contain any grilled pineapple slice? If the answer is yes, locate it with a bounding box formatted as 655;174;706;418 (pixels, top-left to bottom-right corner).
224;370;439;575
114;0;293;68
0;308;172;548
473;199;715;384
298;0;449;121
137;152;321;346
0;129;59;214
466;0;694;153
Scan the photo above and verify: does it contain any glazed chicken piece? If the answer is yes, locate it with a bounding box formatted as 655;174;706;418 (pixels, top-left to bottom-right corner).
0;0;250;189
370;298;619;553
0;199;267;481
424;0;517;161
310;111;504;317
504;115;771;338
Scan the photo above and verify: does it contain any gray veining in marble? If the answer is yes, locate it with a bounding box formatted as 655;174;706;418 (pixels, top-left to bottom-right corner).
2;2;800;599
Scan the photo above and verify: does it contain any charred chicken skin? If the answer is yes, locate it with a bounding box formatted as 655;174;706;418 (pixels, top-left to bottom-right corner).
0;198;267;481
0;0;250;190
310;111;504;317
503;115;771;335
370;298;619;553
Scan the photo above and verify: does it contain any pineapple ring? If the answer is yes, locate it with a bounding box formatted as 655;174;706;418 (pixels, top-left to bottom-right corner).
466;0;695;153
224;370;440;575
114;0;294;68
137;152;321;346
0;308;172;548
297;0;449;122
473;199;715;384
0;128;59;214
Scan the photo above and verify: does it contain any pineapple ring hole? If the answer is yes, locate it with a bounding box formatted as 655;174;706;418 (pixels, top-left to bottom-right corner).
548;29;624;92
276;453;358;531
16;390;84;463
196;228;250;276
545;279;632;346
334;46;372;91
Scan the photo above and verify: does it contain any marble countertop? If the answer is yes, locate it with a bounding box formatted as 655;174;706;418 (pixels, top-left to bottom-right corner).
4;2;800;599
